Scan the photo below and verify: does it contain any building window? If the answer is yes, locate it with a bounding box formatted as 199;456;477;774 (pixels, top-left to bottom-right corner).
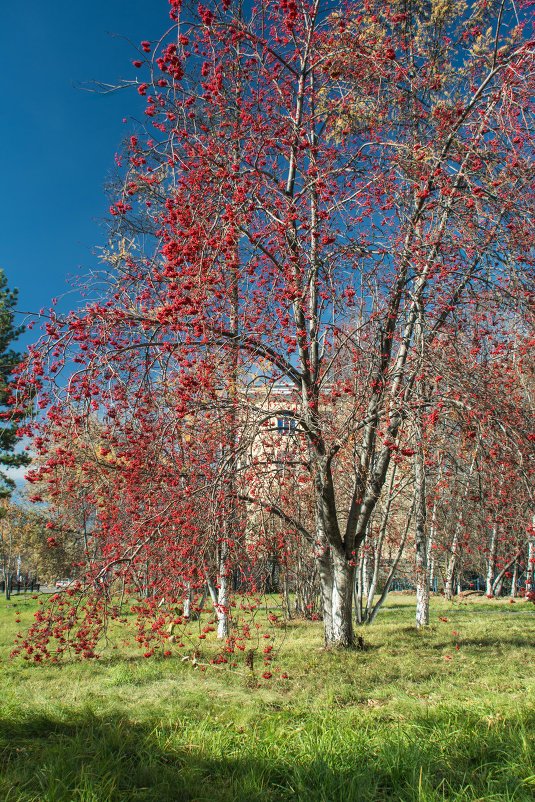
277;417;297;435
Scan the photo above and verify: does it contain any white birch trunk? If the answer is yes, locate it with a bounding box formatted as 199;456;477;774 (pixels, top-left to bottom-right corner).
414;440;429;628
486;522;498;597
207;546;230;640
526;537;535;595
355;548;365;625
362;551;370;603
183;584;193;619
510;560;518;598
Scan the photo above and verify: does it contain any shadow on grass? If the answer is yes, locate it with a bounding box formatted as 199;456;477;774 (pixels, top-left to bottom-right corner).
428;637;535;650
0;707;533;802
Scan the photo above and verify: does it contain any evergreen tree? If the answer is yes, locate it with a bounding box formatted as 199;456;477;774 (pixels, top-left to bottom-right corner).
0;269;29;498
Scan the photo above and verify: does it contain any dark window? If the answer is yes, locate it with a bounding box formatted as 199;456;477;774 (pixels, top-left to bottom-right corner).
277;417;297;435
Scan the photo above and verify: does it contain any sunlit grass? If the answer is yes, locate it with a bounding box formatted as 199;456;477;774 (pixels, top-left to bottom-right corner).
1;593;533;800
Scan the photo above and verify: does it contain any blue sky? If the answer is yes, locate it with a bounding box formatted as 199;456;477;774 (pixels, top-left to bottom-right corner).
1;0;170;348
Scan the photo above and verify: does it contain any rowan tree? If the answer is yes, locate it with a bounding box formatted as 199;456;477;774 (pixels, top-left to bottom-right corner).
414;311;534;602
22;0;535;652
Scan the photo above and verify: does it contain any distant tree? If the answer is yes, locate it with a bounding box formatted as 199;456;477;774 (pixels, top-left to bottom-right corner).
0;269;29;499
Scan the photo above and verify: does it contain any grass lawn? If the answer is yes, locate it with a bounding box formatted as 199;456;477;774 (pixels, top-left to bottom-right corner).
0;593;533;801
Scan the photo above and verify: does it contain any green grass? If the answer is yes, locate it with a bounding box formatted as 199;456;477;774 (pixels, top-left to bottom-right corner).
0;594;533;801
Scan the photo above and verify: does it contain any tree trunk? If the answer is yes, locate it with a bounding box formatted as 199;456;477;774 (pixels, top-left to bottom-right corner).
444;565;455;601
317;547;354;647
183;584;193;619
366;502;413;625
427;484;439;595
362;551;370;602
317;547;333;643
354;547;365;625
491;553;520;599
207;543;230;639
510;560;518;598
361;465;400;624
281;566;292;619
414;445;429;628
330;551;355;647
486;522;498;596
429;558;435;594
526;536;535;595
445;450;478;600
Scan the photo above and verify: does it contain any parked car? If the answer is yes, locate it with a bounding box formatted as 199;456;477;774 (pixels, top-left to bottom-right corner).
55;578;75;589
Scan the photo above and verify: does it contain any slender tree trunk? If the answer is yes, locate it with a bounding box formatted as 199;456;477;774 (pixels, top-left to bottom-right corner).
366;507;412;624
427;481;439;594
362;551;370;602
364;545;379;622
183;584;193;619
281;565;292;619
486;522;498;596
526;535;535;595
429;558;435;594
355;547;365;625
414;444;429;628
362;466;399;623
510;560;518;598
491;553;520;598
445;450;478;600
217;547;230;638
207;562;229;638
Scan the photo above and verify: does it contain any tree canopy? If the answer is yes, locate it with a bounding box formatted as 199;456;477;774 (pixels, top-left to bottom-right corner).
17;0;534;659
0;269;29;500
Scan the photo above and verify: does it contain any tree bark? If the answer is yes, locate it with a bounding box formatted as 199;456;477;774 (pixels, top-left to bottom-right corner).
526;536;535;595
510;560;518;598
414;444;430;628
207;545;230;639
329;551;355;647
317;547;354;647
317;547;334;644
486;522;498;596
